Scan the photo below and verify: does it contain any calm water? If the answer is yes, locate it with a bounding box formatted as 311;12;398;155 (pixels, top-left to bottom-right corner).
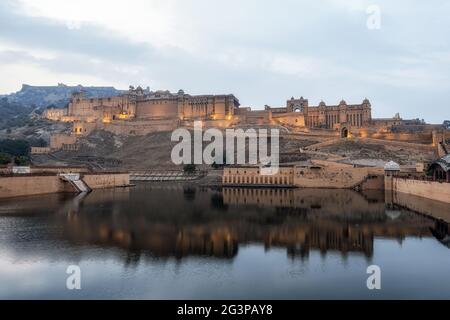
0;184;450;299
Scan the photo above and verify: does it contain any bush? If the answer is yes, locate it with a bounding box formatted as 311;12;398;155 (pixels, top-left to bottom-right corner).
14;156;29;166
183;164;196;173
29;138;47;147
0;153;11;165
0;139;30;157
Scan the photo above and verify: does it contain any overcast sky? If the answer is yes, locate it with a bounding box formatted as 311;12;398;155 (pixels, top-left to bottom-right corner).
0;0;449;123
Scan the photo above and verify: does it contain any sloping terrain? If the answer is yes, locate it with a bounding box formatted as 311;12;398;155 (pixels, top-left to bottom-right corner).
49;130;320;169
316;139;436;165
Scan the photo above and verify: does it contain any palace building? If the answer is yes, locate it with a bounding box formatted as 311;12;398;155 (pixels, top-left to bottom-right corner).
266;96;372;129
51;85;372;133
66;86;240;122
44;84;441;148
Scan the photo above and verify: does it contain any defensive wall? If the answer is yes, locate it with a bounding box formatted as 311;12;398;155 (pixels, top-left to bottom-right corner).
0;172;130;199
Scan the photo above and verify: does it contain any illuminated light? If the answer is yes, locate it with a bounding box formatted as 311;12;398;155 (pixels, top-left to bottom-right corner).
117;113;130;120
102;117;111;124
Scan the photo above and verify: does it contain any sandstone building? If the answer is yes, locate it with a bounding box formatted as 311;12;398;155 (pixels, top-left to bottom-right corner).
42;84;448;153
269;96;372;129
66;86;240;122
47;85;373;133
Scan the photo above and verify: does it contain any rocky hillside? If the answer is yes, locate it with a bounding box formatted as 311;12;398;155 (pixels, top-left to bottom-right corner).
0;84;123;129
34;130;319;170
0;97;34;129
1;83;123;108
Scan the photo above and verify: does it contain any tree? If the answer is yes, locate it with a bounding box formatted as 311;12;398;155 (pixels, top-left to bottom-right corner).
14;156;29;166
29;138;47;147
183;164;196;173
0;139;30;157
444;120;450;129
0;153;11;165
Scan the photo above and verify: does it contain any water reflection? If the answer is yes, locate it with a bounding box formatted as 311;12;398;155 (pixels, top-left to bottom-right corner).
430;220;450;249
0;185;439;261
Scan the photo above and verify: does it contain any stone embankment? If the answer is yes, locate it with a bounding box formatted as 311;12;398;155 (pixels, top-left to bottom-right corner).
0;172;130;198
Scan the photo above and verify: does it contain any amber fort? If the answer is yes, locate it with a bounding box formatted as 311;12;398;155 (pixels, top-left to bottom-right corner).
43;85;441;142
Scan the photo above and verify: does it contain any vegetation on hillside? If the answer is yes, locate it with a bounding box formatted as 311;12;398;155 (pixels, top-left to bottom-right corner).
0;97;33;129
0;139;31;165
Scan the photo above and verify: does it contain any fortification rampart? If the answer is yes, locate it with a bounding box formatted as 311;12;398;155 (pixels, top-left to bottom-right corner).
0;172;130;199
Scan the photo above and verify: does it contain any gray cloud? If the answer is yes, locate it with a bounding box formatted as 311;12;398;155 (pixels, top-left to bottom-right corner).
0;0;449;123
0;1;150;62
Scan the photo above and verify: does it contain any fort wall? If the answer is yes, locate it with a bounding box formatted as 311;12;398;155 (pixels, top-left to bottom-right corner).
0;172;130;198
136;99;178;119
390;177;450;204
273;112;306;127
100;119;179;135
389;191;450;222
223;164;384;189
294;165;383;189
0;175;73;198
50;134;78;150
354;128;433;144
30;147;51;154
83;173;129;189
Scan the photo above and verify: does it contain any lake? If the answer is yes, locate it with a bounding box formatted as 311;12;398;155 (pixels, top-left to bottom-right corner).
0;184;450;299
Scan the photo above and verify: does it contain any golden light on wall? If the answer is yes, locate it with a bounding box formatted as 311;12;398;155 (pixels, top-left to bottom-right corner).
359;129;368;138
102;117;111;124
117;112;131;120
74;126;83;135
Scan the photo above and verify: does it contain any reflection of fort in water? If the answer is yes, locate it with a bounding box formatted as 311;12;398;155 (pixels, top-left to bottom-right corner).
52;186;437;261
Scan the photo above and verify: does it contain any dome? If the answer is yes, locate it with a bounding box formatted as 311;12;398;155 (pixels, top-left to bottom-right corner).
384;161;400;171
363;98;370;104
319;100;326;107
178;89;185;95
339;99;347;105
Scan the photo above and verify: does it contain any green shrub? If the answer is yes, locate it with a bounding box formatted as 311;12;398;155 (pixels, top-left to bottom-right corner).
183;164;196;173
0;139;30;157
0;152;11;165
14;156;29;166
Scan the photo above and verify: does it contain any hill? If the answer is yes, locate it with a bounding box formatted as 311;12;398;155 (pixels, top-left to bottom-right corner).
1;83;123;108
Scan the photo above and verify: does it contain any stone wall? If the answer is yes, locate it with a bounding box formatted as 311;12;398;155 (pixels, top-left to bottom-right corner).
31;147;51;154
390;177;450;204
355;128;433;144
136;99;178;119
223;166;294;186
31;166;90;174
223;164;384;189
0;172;130;198
294;165;383;189
100;119;179;135
273;112;306;127
83;173;129;189
361;174;385;191
0;175;73;198
72;121;98;136
50;133;77;150
388;191;450;222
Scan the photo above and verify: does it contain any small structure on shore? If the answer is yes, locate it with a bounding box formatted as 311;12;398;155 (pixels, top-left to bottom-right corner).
428;154;450;182
384;161;400;173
